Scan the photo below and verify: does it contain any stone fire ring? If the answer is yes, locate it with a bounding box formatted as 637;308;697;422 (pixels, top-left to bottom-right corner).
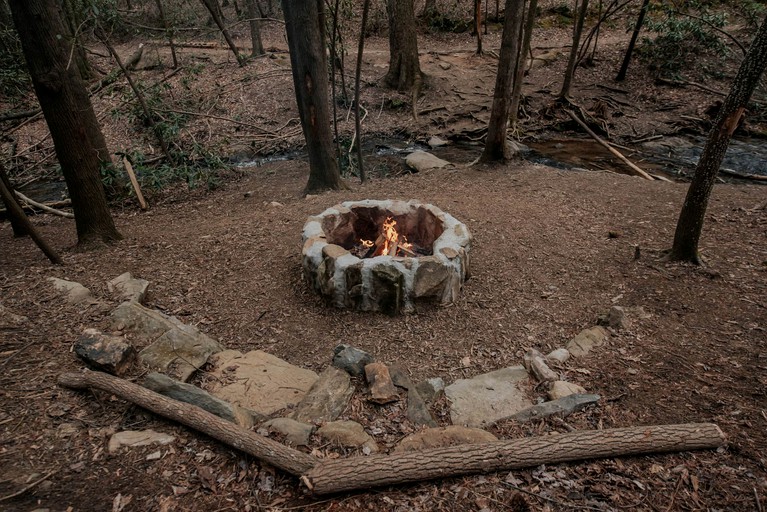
302;200;472;314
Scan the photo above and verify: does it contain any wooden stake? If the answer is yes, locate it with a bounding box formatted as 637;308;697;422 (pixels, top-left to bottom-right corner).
123;157;148;210
302;423;725;494
57;370;317;476
565;109;655;181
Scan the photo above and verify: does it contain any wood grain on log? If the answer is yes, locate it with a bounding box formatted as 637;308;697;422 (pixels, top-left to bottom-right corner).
58;370;317;476
302;423;724;494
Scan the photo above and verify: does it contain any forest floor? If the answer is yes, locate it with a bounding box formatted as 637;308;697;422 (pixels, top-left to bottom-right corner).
1;2;767;511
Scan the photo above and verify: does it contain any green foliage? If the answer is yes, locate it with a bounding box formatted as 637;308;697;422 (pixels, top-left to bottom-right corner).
424;4;471;33
740;0;767;30
121;148;223;193
640;4;730;77
0;7;30;99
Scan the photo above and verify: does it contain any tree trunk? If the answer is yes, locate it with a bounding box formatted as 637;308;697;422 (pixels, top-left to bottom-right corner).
245;0;264;56
58;371;317;476
615;0;650;81
474;0;483;54
384;0;423;92
559;0;589;99
479;0;526;162
200;0;244;66
422;0;436;18
154;0;178;67
283;0;346;194
510;0;538;128
303;423;725;494
355;0;371;183
9;0;122;246
0;165;28;237
670;14;767;263
60;0;93;80
0;161;62;263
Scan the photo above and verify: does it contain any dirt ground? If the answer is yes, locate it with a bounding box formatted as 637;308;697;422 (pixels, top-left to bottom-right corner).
2;2;767;511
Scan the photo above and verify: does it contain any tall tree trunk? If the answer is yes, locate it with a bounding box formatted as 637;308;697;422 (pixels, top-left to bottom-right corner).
479;0;526;163
384;0;423;92
245;0;264;56
510;0;538;128
9;0;122;246
355;0;371;183
559;0;589;99
200;0;244;66
0;165;28;237
154;0;178;68
474;0;483;54
670;14;767;263
283;0;346;194
615;0;650;81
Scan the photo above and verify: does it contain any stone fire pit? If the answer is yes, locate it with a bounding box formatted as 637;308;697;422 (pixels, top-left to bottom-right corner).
302;200;472;314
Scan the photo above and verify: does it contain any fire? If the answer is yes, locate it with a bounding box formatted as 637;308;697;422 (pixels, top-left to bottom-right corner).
361;217;414;257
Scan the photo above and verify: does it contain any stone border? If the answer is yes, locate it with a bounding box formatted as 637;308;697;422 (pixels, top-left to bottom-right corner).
302;200;472;314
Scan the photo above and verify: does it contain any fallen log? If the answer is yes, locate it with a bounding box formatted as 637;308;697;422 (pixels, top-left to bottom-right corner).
58;370;317;476
14;190;74;218
301;423;725;494
565;109;655;181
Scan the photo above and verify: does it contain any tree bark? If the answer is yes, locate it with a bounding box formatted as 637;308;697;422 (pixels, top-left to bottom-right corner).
0;161;62;263
302;423;725;494
384;0;424;92
245;0;264;56
474;0;483;55
154;0;178;67
559;0;589;99
355;0;371;182
670;13;767;263
283;0;346;194
9;0;122;246
479;0;526;162
615;0;650;81
58;370;318;476
200;0;244;66
510;0;538;128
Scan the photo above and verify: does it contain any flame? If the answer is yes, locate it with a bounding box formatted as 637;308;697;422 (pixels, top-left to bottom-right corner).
360;217;413;257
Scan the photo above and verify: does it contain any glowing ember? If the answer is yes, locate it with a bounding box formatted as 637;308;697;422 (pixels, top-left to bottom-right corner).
360;217;415;258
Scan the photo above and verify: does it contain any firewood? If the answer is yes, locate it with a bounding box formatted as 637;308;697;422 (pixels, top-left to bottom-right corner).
57;370;317;476
388;241;399;257
301;423;725;494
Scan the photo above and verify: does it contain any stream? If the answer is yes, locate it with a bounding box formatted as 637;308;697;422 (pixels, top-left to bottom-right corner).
10;134;767;207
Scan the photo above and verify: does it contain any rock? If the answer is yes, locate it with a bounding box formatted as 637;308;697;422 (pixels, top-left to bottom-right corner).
270;201;284;207
365;362;400;404
0;304;27;329
394;426;497;452
332;344;374;377
389;365;437;427
108;272;149;303
566;326;608;358
143;373;264;428
405;150;451;172
503;394;601;424
317;421;378;453
74;328;136;376
111;302;223;382
48;277;96;304
523;349;558;383
292;366;353;424
262;418;314;446
438;62;452;70
413;257;451;299
445;366;533;427
427;136;449;148
415;377;445;402
209;350;318;417
369;264;405;315
597;306;629;330
506;140;531;156
108;430;175;453
548;381;587;400
547;348;570;364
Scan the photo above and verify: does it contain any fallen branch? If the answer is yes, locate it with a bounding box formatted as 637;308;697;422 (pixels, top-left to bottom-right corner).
0;109;42;122
301;423;725;494
657;77;767;107
565;109;654;181
14;190;75;218
719;168;767;182
57;370;317;476
0;469;58;503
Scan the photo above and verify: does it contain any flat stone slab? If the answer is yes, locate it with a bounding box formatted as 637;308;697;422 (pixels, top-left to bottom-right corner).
405;150;451;171
503;394;601;424
394;426;498;452
317;420;379;453
143;372;264;428
75;328;136;376
291;366;353;424
445;366;532;427
48;277;97;304
108;272;149;303
209;350;318;417
566;326;608;358
111;302;223;382
261;418;314;446
108;430;175;453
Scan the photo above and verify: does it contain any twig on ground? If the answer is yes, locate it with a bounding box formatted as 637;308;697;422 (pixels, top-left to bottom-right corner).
14;191;74;218
0;469;58;503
